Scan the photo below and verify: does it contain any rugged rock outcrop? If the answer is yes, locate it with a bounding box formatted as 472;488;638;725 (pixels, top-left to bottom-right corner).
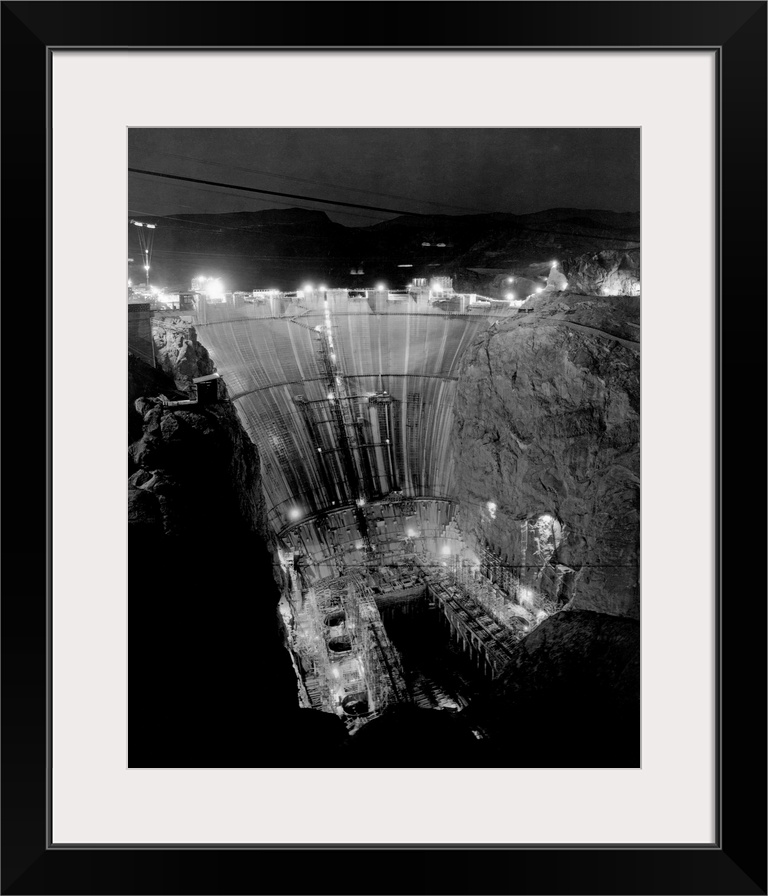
453;292;640;618
561;249;640;296
151;319;215;391
129;395;276;562
128;353;182;444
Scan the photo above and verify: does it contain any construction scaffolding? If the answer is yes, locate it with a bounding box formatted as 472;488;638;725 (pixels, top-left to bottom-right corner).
341;579;410;712
429;577;520;679
283;567;410;725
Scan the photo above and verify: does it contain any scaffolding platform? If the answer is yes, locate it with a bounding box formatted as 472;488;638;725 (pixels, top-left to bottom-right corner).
426;575;519;678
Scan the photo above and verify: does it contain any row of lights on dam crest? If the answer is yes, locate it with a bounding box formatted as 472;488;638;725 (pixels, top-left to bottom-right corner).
304;282;387;293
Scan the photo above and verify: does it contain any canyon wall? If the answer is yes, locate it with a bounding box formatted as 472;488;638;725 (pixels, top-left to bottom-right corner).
128;352;182;443
561;249;640;296
129;395;276;568
452;292;640;619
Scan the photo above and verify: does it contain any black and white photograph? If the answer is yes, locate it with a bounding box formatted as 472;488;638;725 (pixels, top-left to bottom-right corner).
127;127;641;769
6;1;765;885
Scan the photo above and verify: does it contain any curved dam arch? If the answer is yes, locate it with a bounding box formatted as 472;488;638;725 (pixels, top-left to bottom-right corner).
196;289;516;531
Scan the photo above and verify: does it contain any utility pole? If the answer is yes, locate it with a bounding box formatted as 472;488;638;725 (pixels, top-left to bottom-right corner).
130;220;156;289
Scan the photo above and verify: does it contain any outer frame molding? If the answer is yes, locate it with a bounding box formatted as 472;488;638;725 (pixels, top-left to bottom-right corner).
1;2;765;893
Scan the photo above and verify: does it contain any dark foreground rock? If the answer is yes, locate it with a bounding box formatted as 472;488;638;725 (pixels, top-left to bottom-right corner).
128;387;306;766
345;705;482;766
468;611;640;767
128;353;182;444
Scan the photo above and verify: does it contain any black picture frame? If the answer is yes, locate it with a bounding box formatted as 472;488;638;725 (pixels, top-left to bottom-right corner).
2;2;765;893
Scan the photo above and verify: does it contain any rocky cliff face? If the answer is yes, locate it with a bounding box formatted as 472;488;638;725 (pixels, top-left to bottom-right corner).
152;319;215;391
129;395;276;565
128;353;184;444
561;249;640;296
452;292;640;619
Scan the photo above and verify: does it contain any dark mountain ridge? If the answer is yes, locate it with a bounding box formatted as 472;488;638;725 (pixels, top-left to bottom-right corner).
129;206;639;295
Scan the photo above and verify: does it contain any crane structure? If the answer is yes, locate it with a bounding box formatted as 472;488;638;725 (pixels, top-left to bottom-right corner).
130;219;157;288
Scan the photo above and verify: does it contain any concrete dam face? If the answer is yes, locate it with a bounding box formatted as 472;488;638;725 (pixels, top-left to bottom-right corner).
196;289;504;532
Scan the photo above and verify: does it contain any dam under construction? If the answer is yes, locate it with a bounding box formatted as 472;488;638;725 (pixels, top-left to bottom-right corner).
142;280;586;730
127;129;641;769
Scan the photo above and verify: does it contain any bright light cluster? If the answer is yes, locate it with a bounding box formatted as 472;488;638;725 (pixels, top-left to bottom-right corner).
195;276;224;299
518;585;537;609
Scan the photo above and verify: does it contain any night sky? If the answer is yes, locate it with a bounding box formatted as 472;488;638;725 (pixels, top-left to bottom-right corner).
129;128;639;227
